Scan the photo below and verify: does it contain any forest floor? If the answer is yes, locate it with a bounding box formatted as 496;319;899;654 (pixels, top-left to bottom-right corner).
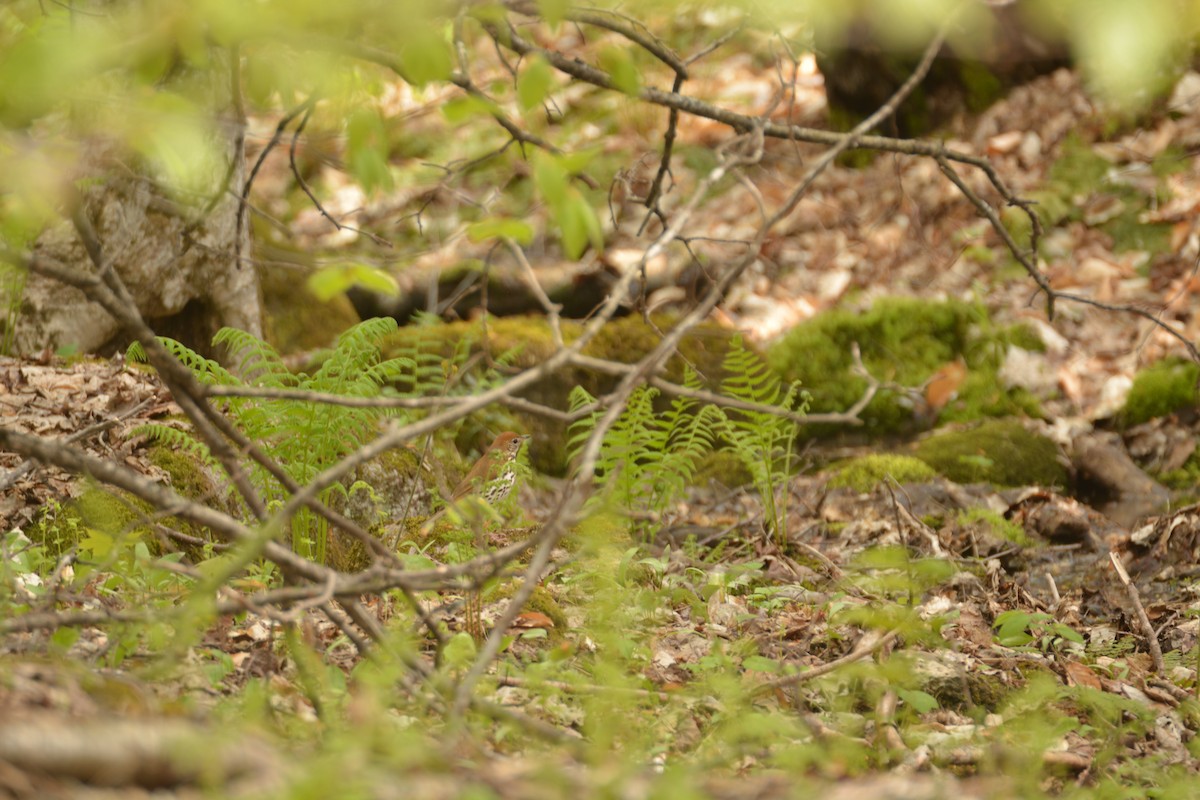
4;53;1200;799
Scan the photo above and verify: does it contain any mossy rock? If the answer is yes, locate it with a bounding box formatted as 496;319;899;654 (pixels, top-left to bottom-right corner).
692;450;755;488
957;507;1029;546
914;420;1066;488
1120;357;1200;427
25;486;156;559
380;314;742;475
147;445;219;506
488;581;569;635
827;454;938;492
259;261;361;355
768;297;1041;436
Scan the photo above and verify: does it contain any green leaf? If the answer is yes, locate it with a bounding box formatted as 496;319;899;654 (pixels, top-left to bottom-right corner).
466;217;535;244
896;688;940;713
441;94;500;123
556;190;602;259
993;610;1036;646
398;33;453;86
517;55;555;111
742;655;782;674
78;529;114;559
599;47;642;96
443;632;478;669
308;263;399;302
559;147;599;175
346;110;393;195
537;0;569;27
51;626;80;651
532;152;569;206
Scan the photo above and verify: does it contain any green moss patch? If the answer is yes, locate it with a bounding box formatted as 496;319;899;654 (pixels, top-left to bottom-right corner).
827;454;937;492
767;297;1041;436
957;507;1029;546
1120;357;1200;427
259;261;361;355
1004;133;1174;255
914;420;1066;488
381;314;740;474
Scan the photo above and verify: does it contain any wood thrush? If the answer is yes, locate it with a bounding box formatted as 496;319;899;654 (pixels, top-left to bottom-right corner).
427;432;530;527
433;432;529;641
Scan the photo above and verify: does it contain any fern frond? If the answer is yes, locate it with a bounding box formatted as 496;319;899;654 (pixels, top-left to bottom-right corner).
130;424;216;466
213;328;290;385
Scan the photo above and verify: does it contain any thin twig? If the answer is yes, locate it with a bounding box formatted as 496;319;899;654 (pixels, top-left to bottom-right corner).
1109;551;1165;674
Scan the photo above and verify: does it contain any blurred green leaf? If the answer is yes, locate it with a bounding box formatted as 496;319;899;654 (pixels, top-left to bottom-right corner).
517;56;555;111
308;264;399;301
441;94;500;123
538;0;570;27
896;688;939;713
557;189;603;259
346;109;393;195
467;217;535;244
599;47;642;96
398;32;453;86
532;152;569;206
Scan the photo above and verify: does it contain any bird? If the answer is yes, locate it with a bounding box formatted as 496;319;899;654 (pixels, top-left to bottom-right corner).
425;432;530;529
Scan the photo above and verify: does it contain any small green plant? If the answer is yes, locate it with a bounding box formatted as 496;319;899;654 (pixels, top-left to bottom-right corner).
130;317;422;563
568;338;805;541
715;336;808;541
994;609;1084;654
567;367;724;537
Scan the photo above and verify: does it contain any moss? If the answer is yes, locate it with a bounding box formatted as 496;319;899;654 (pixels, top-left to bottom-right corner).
147;445;216;503
1159;451;1200;492
1011;132;1175;256
767;297;1040;436
1120;357;1200;426
914;420;1066;488
488;581;569;634
827;454;937;492
1048;133;1110;192
693;450;754;487
958;61;1006;113
381;314;739;474
258;261;361;355
958;507;1029;546
26;487;154;558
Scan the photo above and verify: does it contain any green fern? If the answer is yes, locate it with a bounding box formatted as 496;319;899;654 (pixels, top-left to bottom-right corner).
133;317;448;564
715;336;809;541
567;368;722;536
130;423;218;468
568;338;807;543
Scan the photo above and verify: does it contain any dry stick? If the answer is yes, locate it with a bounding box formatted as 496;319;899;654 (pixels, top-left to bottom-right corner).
238;95;315;248
0;397;154;492
63;208;269;522
936;155;1199;361
504;237;564;347
203;353;873;428
287;105;392;248
14;233;405;573
497;19;1200;352
0;428;542;634
68;236;405;583
757;628;902;696
496;674;671;701
1109;551;1165;674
